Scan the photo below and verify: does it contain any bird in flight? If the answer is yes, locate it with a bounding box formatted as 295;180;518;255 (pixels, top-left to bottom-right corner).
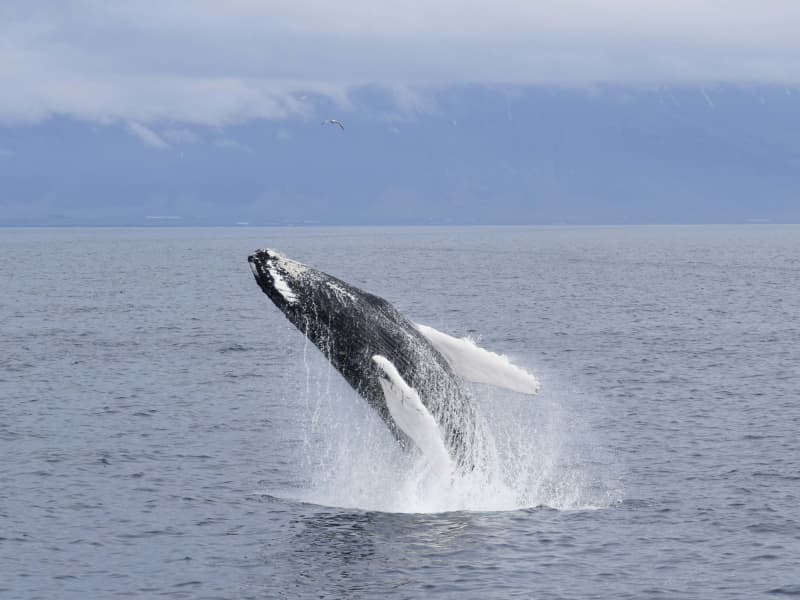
322;119;344;130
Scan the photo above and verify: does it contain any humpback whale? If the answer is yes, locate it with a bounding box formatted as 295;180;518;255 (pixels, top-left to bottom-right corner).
248;248;540;474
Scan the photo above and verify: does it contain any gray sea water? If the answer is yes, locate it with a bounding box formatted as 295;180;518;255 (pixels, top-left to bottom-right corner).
1;225;799;599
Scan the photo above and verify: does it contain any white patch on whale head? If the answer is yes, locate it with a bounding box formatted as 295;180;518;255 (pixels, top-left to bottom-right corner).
260;248;308;277
268;267;298;304
279;257;309;278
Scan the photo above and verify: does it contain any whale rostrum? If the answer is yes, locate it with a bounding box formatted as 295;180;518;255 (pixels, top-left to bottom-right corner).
248;248;540;473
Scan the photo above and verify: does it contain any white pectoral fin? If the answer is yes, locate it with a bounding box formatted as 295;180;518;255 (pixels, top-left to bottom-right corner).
372;355;454;477
415;323;541;395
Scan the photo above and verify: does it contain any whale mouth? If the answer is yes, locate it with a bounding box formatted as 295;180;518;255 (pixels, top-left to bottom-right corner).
247;250;271;286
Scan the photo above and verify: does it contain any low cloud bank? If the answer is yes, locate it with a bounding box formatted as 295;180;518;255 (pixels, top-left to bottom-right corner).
2;1;800;125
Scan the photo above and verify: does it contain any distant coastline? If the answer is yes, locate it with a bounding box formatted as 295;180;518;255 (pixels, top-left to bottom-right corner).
0;220;795;229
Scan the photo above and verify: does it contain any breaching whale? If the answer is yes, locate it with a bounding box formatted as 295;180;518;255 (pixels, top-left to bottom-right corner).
248;248;540;475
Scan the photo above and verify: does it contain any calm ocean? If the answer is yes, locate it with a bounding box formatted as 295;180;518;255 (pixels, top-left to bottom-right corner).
2;225;798;599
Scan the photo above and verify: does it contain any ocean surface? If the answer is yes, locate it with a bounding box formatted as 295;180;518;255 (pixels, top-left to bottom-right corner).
1;225;798;599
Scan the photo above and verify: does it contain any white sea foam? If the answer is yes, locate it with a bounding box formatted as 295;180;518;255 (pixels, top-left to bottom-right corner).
270;345;623;514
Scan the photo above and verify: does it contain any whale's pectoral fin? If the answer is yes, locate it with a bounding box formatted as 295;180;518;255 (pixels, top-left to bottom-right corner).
372;355;454;477
415;323;541;395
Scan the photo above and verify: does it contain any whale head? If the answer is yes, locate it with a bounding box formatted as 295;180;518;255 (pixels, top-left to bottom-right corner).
248;247;384;367
248;248;311;313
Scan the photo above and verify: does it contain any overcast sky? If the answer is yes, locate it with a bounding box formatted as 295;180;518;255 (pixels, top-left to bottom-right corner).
3;1;800;126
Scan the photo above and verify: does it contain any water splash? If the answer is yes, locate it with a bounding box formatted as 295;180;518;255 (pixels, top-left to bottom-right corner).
269;344;623;514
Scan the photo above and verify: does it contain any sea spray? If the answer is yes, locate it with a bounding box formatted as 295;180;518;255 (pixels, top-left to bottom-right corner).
274;341;623;513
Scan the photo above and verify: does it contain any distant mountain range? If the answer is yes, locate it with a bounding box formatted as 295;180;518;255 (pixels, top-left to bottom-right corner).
1;84;798;226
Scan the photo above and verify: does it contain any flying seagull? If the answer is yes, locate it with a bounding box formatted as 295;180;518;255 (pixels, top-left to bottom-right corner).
322;119;344;130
